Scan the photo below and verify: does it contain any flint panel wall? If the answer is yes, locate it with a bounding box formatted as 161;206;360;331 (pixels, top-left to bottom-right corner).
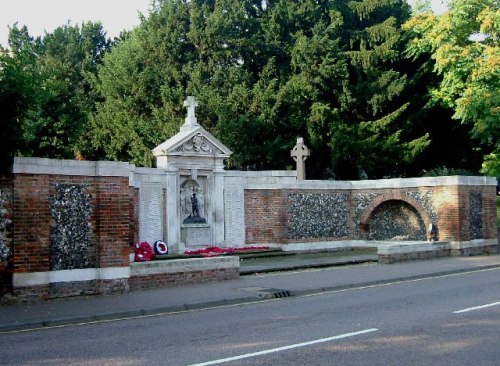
243;177;498;246
7;158;132;301
0;176;13;295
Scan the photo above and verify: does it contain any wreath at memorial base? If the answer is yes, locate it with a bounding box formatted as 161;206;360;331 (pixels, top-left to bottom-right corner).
154;240;168;255
134;241;155;262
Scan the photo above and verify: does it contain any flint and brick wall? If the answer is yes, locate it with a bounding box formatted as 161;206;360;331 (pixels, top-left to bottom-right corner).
1;158;497;301
244;177;498;246
5;158;132;301
0;175;13;295
12;174;131;271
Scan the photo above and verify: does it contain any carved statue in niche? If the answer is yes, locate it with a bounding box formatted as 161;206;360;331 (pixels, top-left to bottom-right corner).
181;180;206;224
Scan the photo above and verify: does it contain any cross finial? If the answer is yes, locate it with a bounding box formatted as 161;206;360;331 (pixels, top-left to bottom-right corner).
181;96;200;131
290;137;310;180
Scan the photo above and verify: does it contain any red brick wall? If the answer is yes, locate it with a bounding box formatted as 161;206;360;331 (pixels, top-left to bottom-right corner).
13;174;51;273
12;174;130;274
95;177;130;268
129;268;238;290
433;185;460;241
245;190;286;244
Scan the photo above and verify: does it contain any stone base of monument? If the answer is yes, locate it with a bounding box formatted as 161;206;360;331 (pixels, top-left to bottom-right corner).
181;223;211;248
129;256;239;290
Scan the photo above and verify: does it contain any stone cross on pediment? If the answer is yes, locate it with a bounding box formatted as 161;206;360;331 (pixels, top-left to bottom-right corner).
291;137;310;180
181;96;200;131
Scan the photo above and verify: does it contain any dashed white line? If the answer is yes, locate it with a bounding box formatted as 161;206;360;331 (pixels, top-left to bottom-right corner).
188;328;378;366
453;301;500;314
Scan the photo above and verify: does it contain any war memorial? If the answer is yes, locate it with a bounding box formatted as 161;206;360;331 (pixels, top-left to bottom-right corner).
0;97;497;302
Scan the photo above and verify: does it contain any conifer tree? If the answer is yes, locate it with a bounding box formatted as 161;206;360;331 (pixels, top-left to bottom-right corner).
332;0;430;178
90;0;431;178
0;23;110;162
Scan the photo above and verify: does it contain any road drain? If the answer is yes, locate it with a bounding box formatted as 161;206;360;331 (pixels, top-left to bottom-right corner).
240;287;294;299
272;290;292;298
258;288;293;298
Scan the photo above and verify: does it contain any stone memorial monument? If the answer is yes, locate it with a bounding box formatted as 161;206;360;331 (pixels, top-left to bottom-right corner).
291;137;310;180
152;96;232;250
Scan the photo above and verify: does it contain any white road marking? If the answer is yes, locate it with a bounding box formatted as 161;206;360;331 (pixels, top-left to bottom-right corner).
188;328;378;366
453;301;500;314
300;267;500;299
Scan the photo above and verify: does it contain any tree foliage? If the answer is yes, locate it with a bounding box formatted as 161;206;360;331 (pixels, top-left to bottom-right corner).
2;0;494;178
405;0;500;175
0;22;110;167
90;0;431;179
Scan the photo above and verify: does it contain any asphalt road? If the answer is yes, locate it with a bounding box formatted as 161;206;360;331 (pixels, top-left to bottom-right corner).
1;267;499;366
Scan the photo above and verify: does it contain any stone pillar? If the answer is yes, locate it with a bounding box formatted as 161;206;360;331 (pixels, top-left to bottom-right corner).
213;169;226;246
165;167;182;252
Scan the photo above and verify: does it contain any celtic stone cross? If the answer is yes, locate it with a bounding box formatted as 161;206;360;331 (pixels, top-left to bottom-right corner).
290;137;310;180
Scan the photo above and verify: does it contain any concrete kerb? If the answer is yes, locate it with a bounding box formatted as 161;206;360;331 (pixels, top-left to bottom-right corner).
0;297;264;334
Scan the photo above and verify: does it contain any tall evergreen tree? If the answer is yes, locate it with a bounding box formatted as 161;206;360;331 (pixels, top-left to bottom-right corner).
0;26;41;170
331;0;430;178
90;0;431;179
0;23;110;162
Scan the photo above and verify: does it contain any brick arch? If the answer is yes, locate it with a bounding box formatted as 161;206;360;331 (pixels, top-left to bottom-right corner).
359;192;432;233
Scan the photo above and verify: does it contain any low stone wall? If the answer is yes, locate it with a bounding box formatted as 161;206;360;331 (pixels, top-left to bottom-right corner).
129;256;239;290
377;242;451;264
376;239;499;264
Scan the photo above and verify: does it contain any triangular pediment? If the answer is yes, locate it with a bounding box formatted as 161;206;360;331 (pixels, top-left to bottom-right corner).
152;126;232;158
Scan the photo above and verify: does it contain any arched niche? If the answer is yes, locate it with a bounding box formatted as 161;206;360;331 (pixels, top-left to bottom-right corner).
180;179;206;224
366;200;426;240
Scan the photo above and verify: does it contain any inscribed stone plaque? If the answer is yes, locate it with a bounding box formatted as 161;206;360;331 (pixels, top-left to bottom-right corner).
139;183;164;244
224;177;245;246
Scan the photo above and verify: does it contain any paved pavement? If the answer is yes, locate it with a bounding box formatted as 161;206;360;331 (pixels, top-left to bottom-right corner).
239;249;378;274
1;254;499;333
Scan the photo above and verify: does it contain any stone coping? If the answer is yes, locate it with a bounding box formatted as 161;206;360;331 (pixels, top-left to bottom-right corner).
13;157;131;177
274;239;498;255
12;158;495;189
130;256;239;276
225;170;297;178
277;176;496;190
375;241;450;255
12;267;131;287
